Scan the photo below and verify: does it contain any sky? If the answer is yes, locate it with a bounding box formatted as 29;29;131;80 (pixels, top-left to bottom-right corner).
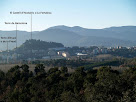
0;0;136;31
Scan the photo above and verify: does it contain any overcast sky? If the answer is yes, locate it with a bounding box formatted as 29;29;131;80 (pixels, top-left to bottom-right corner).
0;0;136;31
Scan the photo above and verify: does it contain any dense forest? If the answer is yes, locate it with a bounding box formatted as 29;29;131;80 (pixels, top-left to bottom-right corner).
0;64;136;102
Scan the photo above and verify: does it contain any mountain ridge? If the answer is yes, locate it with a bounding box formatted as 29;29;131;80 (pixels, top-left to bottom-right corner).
0;25;136;50
48;25;136;41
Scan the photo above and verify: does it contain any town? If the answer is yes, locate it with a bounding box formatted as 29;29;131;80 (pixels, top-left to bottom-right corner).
0;39;136;64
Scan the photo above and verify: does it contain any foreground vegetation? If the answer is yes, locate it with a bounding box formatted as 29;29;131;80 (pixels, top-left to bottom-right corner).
0;63;136;102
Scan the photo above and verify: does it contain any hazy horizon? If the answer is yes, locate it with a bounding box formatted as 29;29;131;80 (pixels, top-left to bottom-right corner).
0;0;136;31
0;25;136;32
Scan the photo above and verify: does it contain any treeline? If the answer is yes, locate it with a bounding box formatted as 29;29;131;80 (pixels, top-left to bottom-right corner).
0;64;136;102
32;59;91;68
83;60;123;70
123;58;136;68
109;49;136;58
31;59;124;70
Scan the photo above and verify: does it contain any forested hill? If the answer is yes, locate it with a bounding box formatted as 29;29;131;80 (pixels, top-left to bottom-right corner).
16;39;64;51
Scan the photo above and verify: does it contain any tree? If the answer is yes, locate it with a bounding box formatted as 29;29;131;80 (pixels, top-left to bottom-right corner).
21;64;29;73
34;64;45;75
0;70;5;82
61;67;68;73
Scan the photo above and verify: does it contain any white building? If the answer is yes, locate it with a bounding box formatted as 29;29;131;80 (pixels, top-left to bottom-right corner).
62;52;70;57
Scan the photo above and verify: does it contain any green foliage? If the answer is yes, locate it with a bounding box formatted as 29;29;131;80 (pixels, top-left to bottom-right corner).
0;70;5;81
0;65;136;102
60;91;80;102
21;64;29;73
61;67;68;73
34;64;45;75
110;48;136;58
84;60;121;70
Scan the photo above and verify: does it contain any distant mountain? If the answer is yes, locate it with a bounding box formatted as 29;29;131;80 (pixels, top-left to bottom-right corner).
104;26;136;33
49;25;136;41
33;29;82;46
33;28;134;47
0;25;136;50
104;26;136;41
